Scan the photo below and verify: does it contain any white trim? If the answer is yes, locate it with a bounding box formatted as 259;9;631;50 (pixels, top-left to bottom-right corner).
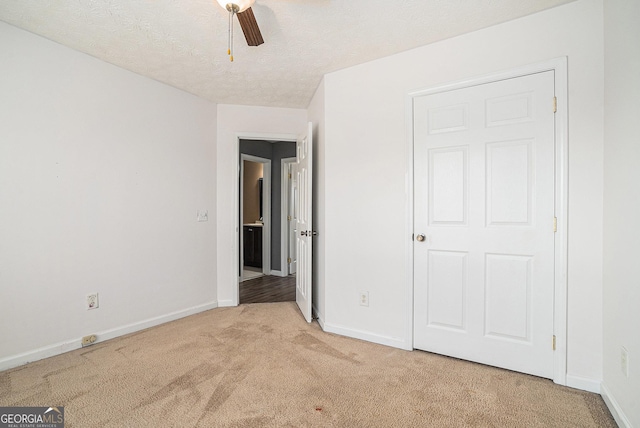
0;301;218;372
565;374;601;393
405;57;569;385
404;87;416;355
281;157;297;275
239;158;245;281
240;154;272;279
313;304;325;329
263;164;271;275
233;134;298;306
235;132;297;142
269;269;286;277
232;140;241;306
552;58;569;387
217;299;235;307
324;322;411;350
407;58;567;98
601;383;632;428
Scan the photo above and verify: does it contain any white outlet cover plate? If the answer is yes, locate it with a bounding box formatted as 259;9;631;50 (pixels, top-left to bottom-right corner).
621;347;629;377
360;291;369;307
197;209;208;222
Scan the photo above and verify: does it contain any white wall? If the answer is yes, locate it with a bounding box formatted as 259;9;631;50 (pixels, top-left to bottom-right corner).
216;105;307;305
307;79;326;325
322;0;605;388
602;0;640;425
0;22;217;369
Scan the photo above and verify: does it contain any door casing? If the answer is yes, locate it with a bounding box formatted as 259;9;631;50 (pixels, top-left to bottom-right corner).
231;133;298;306
405;58;569;386
239;154;271;280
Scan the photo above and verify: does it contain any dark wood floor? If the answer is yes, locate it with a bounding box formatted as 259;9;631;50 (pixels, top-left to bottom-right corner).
239;275;296;304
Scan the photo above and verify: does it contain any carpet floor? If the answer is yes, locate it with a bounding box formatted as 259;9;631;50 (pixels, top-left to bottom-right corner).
0;302;616;427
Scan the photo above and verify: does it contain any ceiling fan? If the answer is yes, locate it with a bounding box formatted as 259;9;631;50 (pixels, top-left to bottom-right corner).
216;0;264;62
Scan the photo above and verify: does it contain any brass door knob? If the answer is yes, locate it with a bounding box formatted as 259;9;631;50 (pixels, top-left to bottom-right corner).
416;234;426;242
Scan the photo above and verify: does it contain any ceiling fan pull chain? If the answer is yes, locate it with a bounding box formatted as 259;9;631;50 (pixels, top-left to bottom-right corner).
230;9;234;62
219;1;260;61
228;8;234;62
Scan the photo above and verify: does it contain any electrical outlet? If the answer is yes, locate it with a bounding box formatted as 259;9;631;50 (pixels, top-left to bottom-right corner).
359;291;369;307
87;293;99;310
197;209;208;222
81;334;97;347
621;347;629;378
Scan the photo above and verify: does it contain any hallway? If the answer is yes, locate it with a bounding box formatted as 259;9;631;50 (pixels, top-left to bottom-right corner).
239;275;295;304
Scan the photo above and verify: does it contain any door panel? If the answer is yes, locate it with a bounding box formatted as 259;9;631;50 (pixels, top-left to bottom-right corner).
486;140;533;225
295;122;313;323
288;165;298;275
427;250;467;331
484;253;532;342
429;146;468;225
413;71;556;378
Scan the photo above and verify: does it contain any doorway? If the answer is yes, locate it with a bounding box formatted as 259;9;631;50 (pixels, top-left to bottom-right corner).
409;60;568;384
238;139;297;303
239;154;270;282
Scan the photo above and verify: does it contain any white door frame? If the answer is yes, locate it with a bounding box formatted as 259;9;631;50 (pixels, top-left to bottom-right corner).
281;157;297;275
232;133;298;305
240;154;271;280
405;57;569;386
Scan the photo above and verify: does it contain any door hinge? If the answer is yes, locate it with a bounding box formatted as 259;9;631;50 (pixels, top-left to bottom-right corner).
288;173;292;179
287;258;292;264
553;217;557;233
552;335;556;351
553;96;557;113
287;215;292;221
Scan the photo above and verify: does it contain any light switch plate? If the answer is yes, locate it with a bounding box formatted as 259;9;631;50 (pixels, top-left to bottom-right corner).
87;293;99;310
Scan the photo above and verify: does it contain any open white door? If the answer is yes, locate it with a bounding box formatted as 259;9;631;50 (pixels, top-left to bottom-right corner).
295;122;313;322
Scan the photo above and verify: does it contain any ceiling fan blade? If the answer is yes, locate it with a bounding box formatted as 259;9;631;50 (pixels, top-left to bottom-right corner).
236;7;264;46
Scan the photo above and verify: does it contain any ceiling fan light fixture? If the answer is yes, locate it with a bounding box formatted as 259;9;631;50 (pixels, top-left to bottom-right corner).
216;0;255;13
216;0;260;62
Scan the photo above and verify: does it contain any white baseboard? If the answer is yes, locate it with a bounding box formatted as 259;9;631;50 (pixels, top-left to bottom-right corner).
601;383;632;428
217;299;235;307
312;305;325;329
565;374;601;393
0;300;218;372
269;270;286;277
323;322;409;350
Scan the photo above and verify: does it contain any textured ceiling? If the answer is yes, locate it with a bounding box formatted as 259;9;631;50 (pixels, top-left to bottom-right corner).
0;0;577;108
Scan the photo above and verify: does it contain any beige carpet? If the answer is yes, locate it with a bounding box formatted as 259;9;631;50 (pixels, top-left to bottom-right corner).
0;302;616;427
